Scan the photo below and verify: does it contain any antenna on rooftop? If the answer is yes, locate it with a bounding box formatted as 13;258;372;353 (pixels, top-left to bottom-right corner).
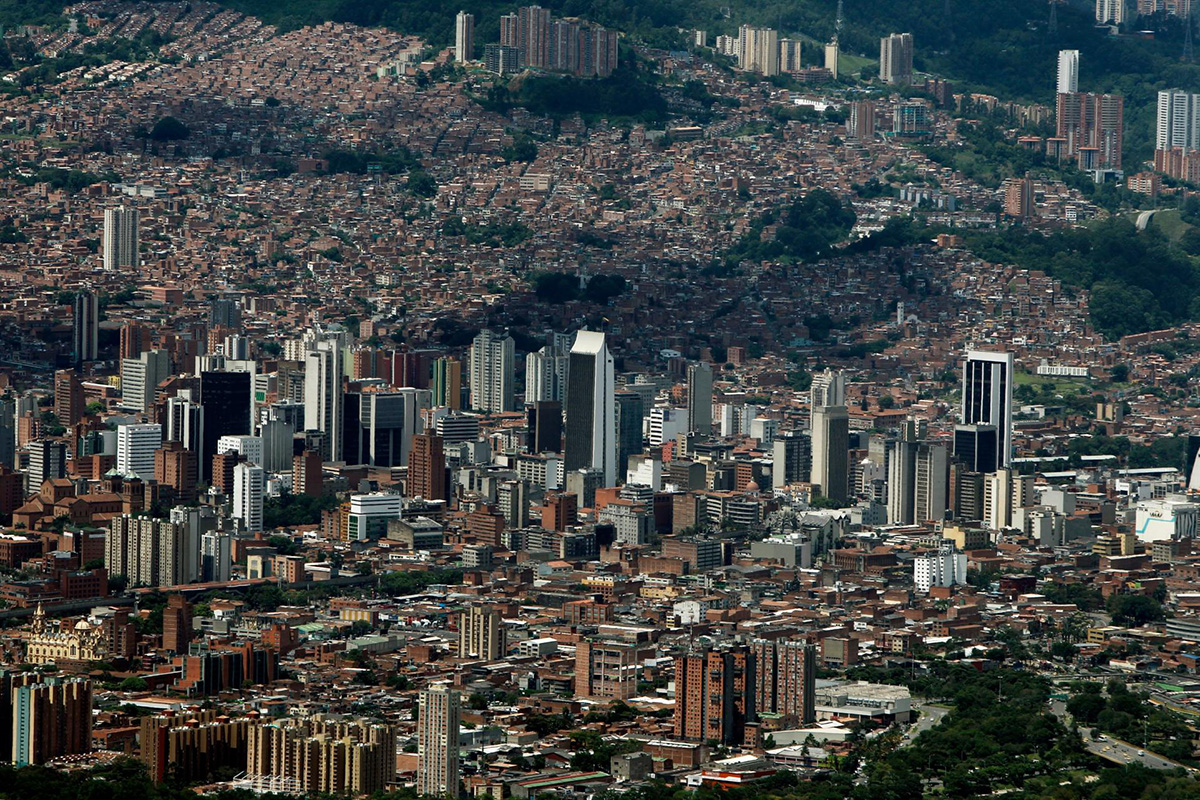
1048;0;1058;36
835;0;843;40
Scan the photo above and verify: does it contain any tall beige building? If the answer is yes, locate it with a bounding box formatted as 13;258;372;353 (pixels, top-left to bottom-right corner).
246;715;395;796
418;685;461;799
458;605;506;661
738;25;779;76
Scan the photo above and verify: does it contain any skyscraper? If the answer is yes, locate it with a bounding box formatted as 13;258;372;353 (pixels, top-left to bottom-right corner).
410;432;447;501
455;11;475;61
686;362;713;435
163;594;193;655
305;340;344;461
527;400;562;454
1056;91;1124;170
564;331;616;487
73;290;98;364
54;369;85;427
233;462;265;533
458;605;506;660
199;371;251;483
962;350;1014;470
1157;89;1200;150
1056;49;1079;95
12;677;92;766
879;32;914;85
417;685;461;799
116;423;163;478
526;345;570;403
673;647;756;746
120;348;170;412
772;430;811;490
468;330;515;413
615;391;644;475
352;389;428;467
103;206;139;271
751;639;816;725
166;392;204;451
809;369;849;502
953;424;999;474
431;356;462;409
738;25;780;76
1095;0;1126;24
516;5;551;68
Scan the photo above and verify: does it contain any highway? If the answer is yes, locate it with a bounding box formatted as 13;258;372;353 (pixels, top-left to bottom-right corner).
1050;700;1186;772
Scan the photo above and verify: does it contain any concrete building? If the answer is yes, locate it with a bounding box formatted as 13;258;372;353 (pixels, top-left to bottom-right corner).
468;329;515;413
103;205;139;270
879;32;913;85
116;423;163;478
417;686;461;799
564;331;616;486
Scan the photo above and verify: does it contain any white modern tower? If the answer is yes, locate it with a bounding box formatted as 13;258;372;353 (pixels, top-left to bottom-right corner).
468;329;515;413
455;11;475;62
810;369;849;502
564;331;616;487
116;423;162;478
233;462;265;533
1056;49;1079;95
304;339;343;461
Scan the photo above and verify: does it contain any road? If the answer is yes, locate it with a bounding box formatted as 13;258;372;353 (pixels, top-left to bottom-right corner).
1050;700;1186;772
1136;209;1159;231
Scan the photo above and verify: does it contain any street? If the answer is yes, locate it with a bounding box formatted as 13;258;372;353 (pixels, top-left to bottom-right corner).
1050;700;1187;772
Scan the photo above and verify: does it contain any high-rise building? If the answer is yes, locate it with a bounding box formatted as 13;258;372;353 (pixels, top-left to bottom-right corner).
954;424;999;474
54;369;85;427
849;100;875;140
73;290;98;364
200;371;251;483
673;647;756;746
914;544;968;593
156;442;198;503
527;400;562;454
575;637;645;699
1096;0;1126;23
526;345;570;403
809;369;849;502
983;467;1034;530
824;38;839;79
615;392;644;475
751;639;816;724
120;321;148;360
468;330;515;413
458;605;506;660
962;350;1014;470
247;716;395;796
209;296;242;329
163;594;193;654
431;356;463;410
779;38;802;73
1056;49;1079;95
351;389;429;467
12;677;92;766
25;440;66;493
293;450;324;496
410;432;447;501
107;515;194;587
141;708;254;784
120;349;170;412
516;5;552;68
484;43;521;75
686;362;713;435
879;32;914;85
417;686;461;799
564;331;616;486
1157;89;1200;151
233;462;265;533
738;25;780;76
914;441;949;524
455;11;475;61
1003;175;1036;219
305;340;344;461
772;430;811;490
116;423;163;478
1056;91;1124;170
166;392;204;451
103;206;139;271
201;529;231;582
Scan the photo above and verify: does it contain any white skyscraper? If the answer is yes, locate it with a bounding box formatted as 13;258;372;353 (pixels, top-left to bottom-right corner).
1056;49;1079;95
455;11;475;62
810;369;849;502
468;329;515;413
564;331;616;487
304;339;343;461
418;685;461;799
1095;0;1126;24
1157;89;1200;151
166;392;204;450
738;25;780;76
962;350;1014;471
103;206;139;271
233;462;265;533
116;423;163;478
526;347;570;403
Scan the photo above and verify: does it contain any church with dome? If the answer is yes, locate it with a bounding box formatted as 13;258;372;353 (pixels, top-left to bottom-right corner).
25;604;106;665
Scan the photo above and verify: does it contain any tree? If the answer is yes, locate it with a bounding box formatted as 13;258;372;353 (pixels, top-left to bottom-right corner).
149;116;189;141
117;676;148;692
1107;593;1166;626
